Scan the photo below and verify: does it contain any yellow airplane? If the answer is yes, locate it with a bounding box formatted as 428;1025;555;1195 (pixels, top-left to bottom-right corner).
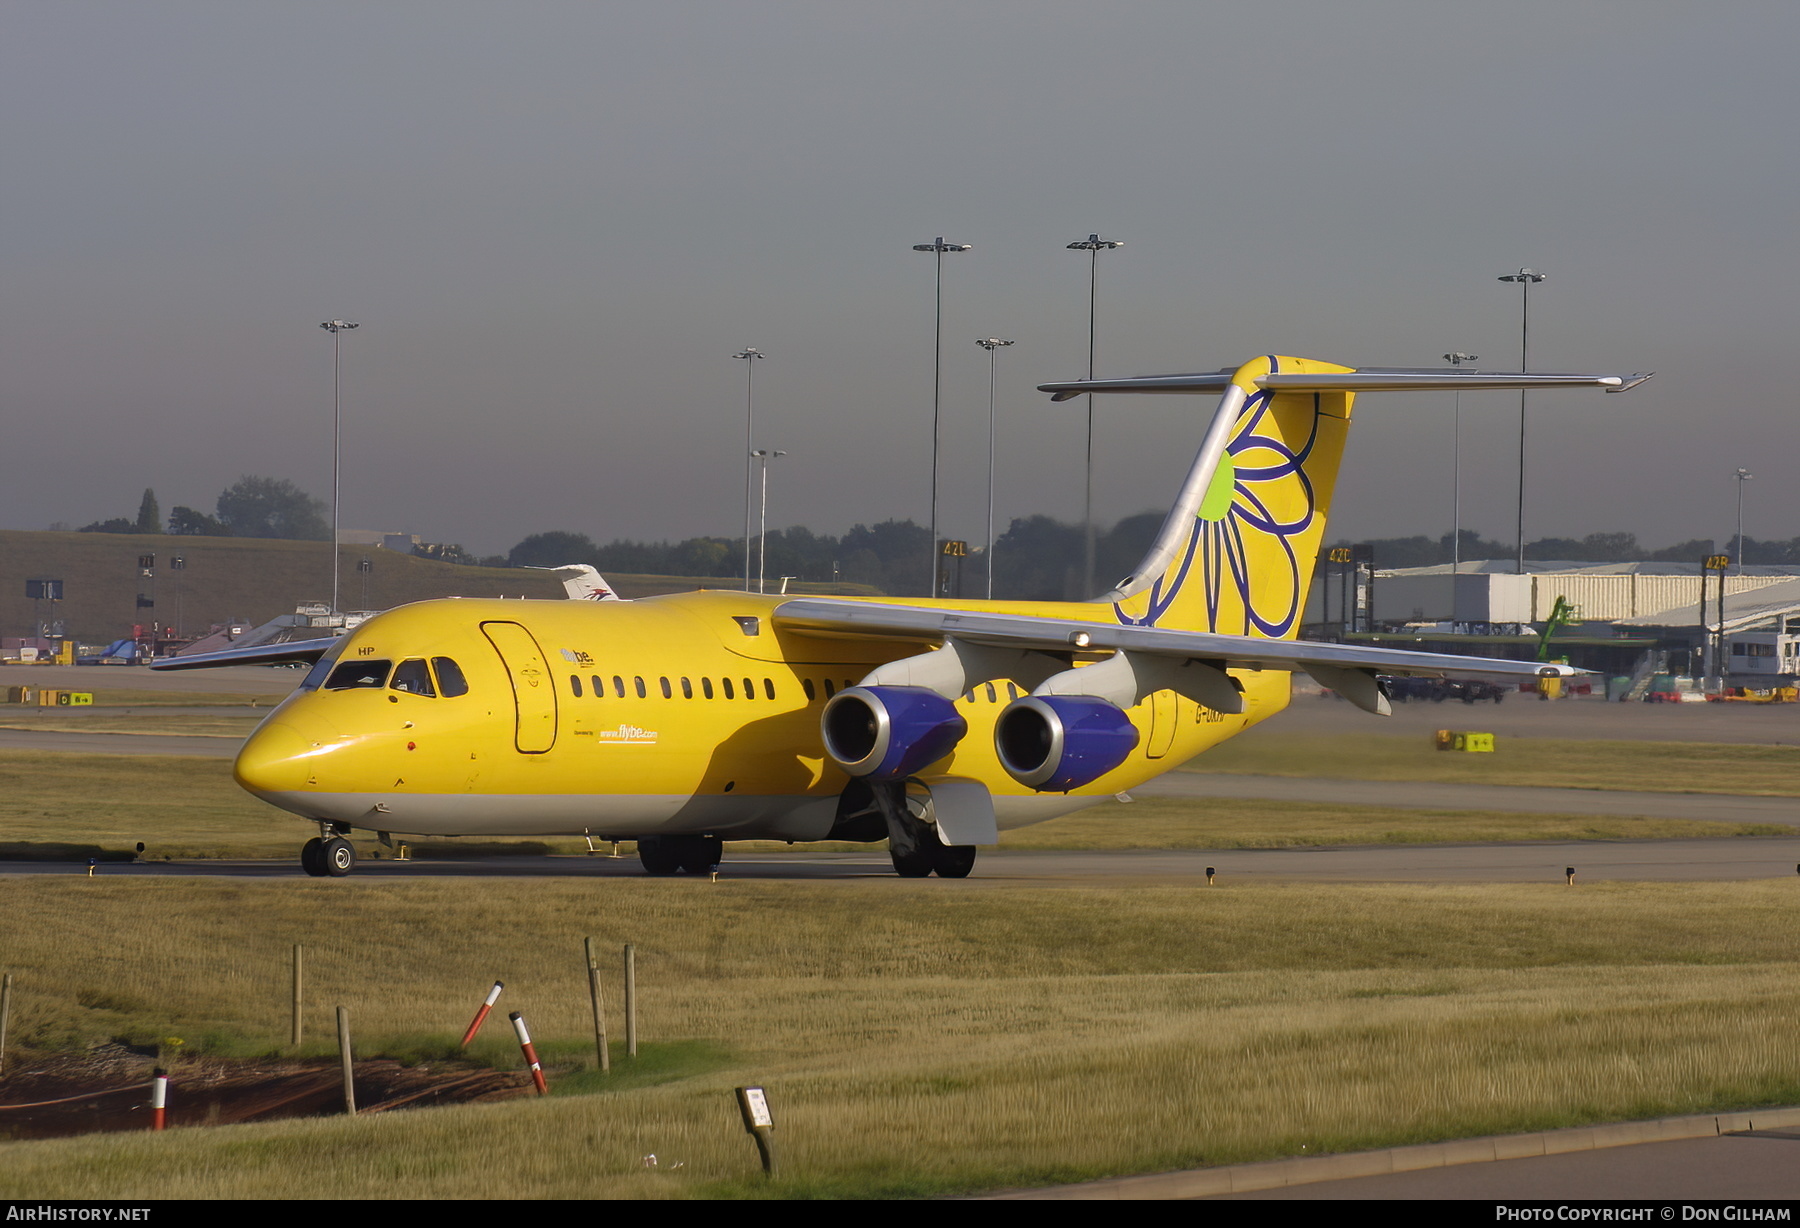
156;355;1650;879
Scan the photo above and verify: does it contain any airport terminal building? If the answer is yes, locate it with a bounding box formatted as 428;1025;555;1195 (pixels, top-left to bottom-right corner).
1305;559;1800;690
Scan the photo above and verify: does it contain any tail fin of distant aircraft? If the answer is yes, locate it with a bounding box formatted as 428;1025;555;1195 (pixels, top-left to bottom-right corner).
1038;356;1650;639
536;564;624;601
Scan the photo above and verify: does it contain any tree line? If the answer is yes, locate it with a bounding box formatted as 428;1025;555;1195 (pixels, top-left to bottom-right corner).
1343;530;1800;569
79;477;330;540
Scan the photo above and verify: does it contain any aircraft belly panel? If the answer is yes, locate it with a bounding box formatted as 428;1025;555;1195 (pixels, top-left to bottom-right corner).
246;790;839;839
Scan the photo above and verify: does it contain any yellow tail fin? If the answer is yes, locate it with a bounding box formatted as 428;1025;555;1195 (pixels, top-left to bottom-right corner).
1111;355;1354;639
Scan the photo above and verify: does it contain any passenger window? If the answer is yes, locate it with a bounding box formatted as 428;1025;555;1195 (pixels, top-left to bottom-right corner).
744;677;755;700
802;678;816;701
823;678;835;698
634;677;647;699
702;677;714;699
613;676;625;698
326;659;392;690
681;677;693;699
723;677;735;699
390;659;436;697
570;674;583;698
764;678;775;700
432;657;469;698
591;674;603;697
985;684;997;703
660;677;672;699
1007;682;1020;700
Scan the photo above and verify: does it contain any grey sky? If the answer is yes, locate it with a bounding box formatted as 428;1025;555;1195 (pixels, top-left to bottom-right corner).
4;2;1794;559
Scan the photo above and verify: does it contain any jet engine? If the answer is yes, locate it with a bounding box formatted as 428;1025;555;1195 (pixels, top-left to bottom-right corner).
994;695;1139;792
821;686;968;782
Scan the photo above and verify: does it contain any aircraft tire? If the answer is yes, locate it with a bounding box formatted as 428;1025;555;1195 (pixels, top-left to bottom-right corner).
930;845;977;879
679;836;723;875
321;836;356;877
890;846;934;878
300;837;328;878
637;837;681;876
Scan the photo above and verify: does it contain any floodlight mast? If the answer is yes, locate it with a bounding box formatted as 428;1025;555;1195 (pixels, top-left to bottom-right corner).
751;449;787;595
976;338;1015;599
1444;351;1478;573
733;348;765;592
1497;269;1545;574
319;320;359;616
1735;467;1754;573
913;238;971;596
1067;233;1123;596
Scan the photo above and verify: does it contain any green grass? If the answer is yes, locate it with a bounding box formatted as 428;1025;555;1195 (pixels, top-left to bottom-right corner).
1;877;1799;1198
1194;731;1800;797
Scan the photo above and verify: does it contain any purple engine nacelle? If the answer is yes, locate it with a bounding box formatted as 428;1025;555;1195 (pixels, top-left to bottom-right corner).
994;695;1140;792
821;685;968;782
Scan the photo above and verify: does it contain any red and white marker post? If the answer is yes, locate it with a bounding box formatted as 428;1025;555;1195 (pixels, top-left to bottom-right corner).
509;1011;548;1095
150;1067;169;1131
460;980;504;1046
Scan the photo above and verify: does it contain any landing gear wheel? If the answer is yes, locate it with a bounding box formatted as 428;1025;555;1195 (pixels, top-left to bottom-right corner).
889;846;934;878
321;836;356;877
679;836;723;875
300;837;327;878
637;837;681;876
929;844;977;879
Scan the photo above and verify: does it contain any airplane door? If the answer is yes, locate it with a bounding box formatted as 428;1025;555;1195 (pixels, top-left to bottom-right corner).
1147;690;1177;759
481;621;558;753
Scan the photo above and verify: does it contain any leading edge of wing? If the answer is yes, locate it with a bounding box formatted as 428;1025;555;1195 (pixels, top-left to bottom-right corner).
775;599;1580;680
149;637;340;671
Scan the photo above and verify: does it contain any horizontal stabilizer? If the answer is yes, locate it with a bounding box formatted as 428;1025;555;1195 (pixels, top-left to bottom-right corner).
1039;367;1652;400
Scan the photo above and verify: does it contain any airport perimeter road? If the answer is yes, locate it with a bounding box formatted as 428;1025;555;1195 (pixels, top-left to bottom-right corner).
0;728;238;756
1264;691;1800;745
11;841;1800;883
1208;1130;1800;1200
0;663;300;697
1141;770;1800;826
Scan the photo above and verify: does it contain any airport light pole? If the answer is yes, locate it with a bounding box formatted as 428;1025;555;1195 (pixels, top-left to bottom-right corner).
1444;351;1478;573
1496;270;1544;575
976;338;1014;599
1067;233;1124;596
733;348;764;592
752;449;787;595
1735;467;1753;572
319;320;359;615
912;238;971;595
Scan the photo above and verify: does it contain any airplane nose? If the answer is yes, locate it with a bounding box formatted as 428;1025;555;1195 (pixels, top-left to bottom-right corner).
235;721;324;795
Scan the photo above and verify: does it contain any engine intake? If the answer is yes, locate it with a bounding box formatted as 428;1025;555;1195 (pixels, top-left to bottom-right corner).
995;696;1139;792
821;686;967;782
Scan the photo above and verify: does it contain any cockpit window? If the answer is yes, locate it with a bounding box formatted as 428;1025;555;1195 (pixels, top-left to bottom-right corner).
391;659;436;697
298;645;344;692
325;659;392;690
432;657;469;698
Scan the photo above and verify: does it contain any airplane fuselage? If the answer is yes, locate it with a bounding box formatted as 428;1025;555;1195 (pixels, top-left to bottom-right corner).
234;590;1289;841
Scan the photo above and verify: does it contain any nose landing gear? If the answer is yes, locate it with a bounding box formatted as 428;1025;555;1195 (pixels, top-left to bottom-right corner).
301;826;358;878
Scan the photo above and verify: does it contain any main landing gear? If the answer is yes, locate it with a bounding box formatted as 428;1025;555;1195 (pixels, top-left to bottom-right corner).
870;782;977;879
301;824;357;878
636;835;723;876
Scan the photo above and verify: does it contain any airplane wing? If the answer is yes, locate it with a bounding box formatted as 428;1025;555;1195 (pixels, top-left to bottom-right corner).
774;598;1576;716
151;638;339;671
